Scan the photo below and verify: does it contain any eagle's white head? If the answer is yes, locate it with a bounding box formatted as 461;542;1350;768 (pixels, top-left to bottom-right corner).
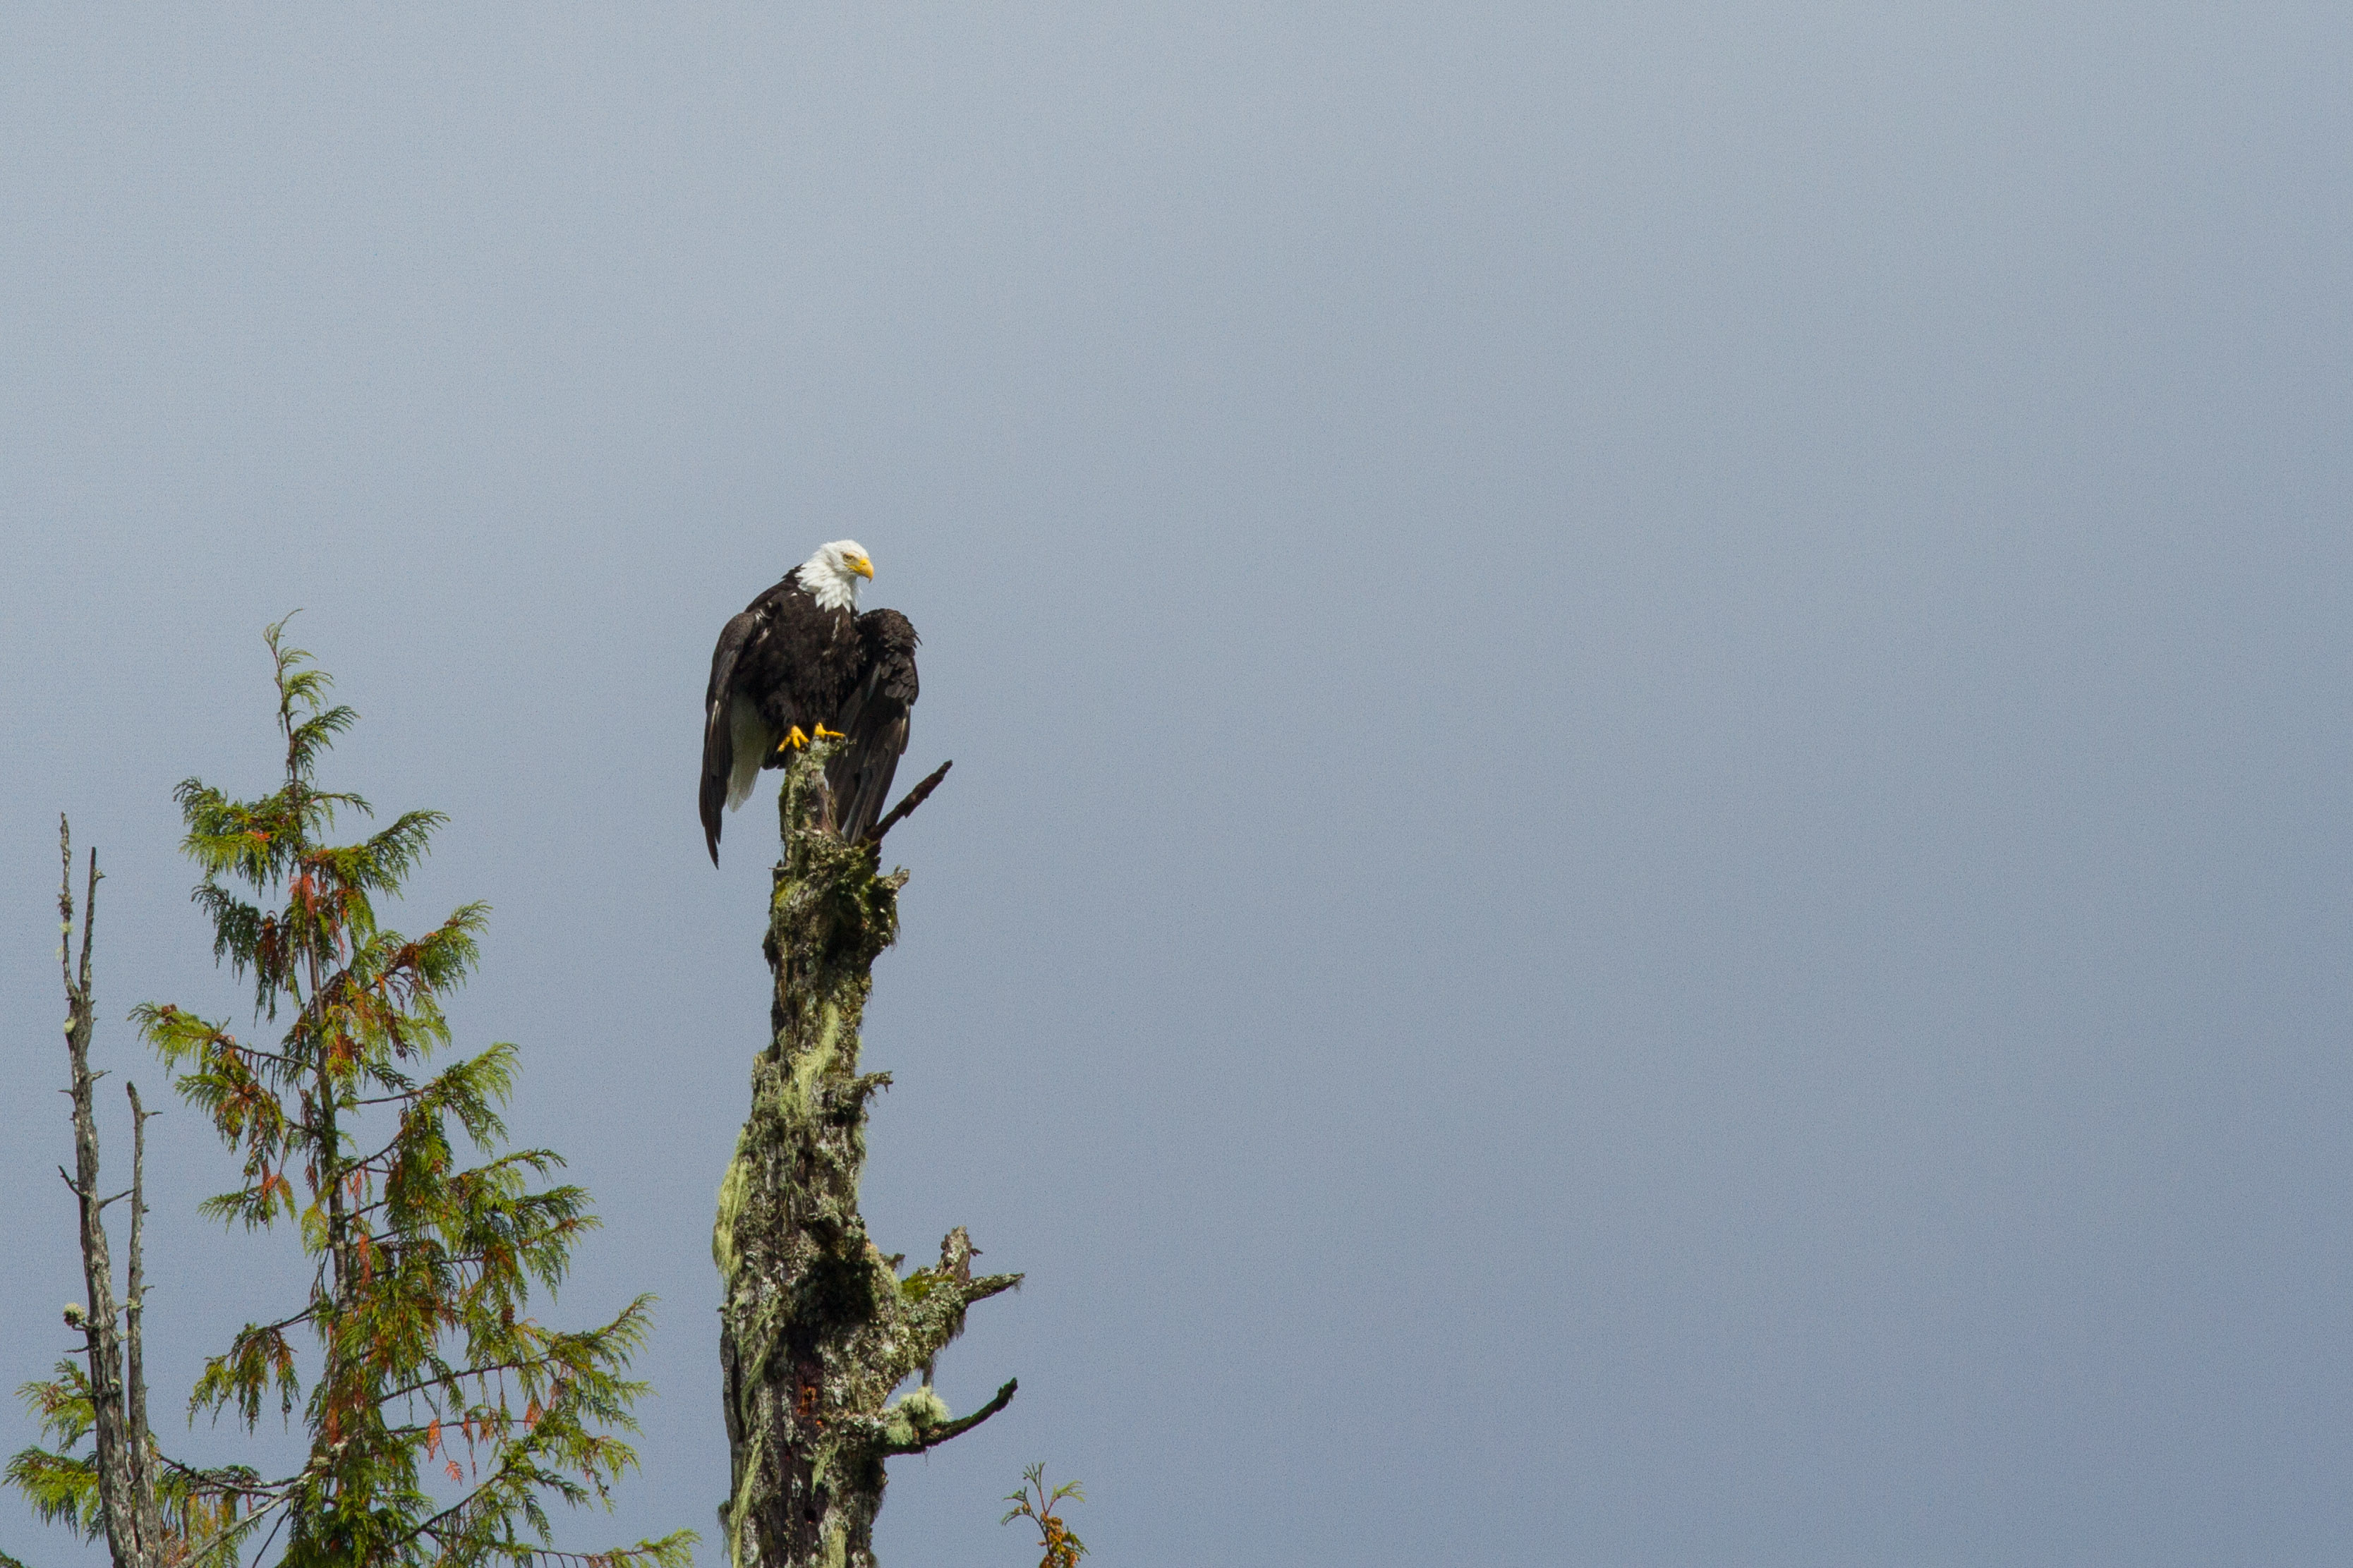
797;540;874;612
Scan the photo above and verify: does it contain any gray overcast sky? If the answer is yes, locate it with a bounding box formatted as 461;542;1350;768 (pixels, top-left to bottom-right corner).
4;4;2350;1564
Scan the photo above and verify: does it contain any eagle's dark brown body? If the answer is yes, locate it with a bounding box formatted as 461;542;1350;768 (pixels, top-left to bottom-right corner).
701;567;919;863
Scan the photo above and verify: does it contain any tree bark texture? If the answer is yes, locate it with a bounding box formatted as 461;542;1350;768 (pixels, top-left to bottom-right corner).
714;750;1018;1568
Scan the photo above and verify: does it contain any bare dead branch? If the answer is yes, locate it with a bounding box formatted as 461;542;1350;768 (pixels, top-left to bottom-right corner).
863;758;952;845
125;1081;161;1554
881;1378;1018;1456
56;818;161;1568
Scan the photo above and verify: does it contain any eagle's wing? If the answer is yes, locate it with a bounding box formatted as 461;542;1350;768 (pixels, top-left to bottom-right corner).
827;609;919;841
701;605;764;865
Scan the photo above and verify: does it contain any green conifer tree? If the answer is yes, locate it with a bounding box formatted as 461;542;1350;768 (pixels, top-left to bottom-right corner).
114;619;692;1568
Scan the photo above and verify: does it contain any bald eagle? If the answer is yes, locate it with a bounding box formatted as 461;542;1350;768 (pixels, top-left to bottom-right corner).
700;540;920;863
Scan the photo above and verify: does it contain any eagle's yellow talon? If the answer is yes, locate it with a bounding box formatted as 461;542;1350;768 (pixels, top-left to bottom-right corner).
776;726;811;753
813;724;845;741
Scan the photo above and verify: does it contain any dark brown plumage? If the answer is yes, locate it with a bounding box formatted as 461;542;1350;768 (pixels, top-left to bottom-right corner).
824;607;919;844
700;549;920;863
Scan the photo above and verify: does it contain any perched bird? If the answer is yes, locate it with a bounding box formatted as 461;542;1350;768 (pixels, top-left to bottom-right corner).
700;540;921;863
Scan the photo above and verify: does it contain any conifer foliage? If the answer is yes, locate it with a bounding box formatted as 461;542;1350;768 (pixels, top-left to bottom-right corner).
117;620;689;1568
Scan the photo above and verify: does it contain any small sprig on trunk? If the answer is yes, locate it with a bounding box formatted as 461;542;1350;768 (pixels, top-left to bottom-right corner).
1000;1466;1087;1568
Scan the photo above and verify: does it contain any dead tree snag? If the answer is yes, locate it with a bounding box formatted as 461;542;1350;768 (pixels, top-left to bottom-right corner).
714;748;1016;1568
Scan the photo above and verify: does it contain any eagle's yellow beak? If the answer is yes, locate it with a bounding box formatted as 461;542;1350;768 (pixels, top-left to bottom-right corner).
847;554;875;581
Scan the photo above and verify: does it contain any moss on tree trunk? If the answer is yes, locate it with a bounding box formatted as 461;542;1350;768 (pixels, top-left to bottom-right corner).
715;748;1017;1568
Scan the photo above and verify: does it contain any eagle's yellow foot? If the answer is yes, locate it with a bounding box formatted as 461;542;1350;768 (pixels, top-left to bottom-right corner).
775;726;812;753
813;724;846;741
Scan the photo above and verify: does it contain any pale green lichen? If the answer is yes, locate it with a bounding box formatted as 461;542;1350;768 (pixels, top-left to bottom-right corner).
713;1132;752;1278
782;1023;840;1121
878;1387;950;1450
726;1427;767;1568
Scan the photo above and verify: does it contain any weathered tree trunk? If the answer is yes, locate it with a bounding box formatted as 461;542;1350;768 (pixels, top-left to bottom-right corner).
56;820;162;1568
715;749;1018;1568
